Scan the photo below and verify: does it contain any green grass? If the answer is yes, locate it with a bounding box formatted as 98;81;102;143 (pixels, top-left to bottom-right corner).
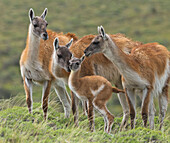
0;97;169;143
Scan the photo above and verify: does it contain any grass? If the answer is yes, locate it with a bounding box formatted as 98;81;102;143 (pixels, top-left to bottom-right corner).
0;96;169;143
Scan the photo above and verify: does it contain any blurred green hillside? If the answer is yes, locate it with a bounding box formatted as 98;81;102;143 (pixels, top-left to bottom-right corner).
0;0;170;114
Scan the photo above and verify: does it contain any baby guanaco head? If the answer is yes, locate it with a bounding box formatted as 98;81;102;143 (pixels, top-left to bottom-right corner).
28;8;48;40
69;55;85;71
53;37;73;72
84;25;109;57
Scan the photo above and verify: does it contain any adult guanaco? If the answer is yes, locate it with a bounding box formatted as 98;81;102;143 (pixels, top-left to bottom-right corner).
52;37;125;133
84;26;169;130
20;8;78;120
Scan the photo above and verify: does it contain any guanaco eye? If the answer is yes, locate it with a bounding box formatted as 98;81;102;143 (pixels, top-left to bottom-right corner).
76;63;79;66
46;23;48;26
58;54;62;58
93;41;99;45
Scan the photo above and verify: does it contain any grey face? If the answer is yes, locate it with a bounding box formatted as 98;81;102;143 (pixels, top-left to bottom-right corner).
69;57;82;71
53;38;73;72
31;17;48;40
84;25;107;57
84;35;104;57
29;8;48;40
69;55;85;71
55;46;72;72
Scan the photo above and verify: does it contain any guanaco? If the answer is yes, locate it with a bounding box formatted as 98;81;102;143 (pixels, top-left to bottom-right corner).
20;8;78;120
52;37;125;133
84;26;169;130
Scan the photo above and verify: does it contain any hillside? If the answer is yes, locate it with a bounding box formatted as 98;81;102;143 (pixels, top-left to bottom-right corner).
0;1;170;142
0;99;169;143
0;0;170;99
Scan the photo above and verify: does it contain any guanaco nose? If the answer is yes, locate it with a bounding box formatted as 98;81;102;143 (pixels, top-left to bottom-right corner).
42;32;48;40
84;48;91;57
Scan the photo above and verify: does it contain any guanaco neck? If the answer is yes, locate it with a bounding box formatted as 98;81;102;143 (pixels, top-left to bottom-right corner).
52;57;67;78
69;68;81;91
26;24;41;64
103;35;138;81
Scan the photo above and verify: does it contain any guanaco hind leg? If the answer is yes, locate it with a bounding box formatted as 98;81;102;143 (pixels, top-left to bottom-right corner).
159;79;169;130
148;94;155;129
88;100;95;132
93;99;114;133
141;88;151;127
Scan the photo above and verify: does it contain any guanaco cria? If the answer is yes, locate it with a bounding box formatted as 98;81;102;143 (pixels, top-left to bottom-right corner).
68;54;124;133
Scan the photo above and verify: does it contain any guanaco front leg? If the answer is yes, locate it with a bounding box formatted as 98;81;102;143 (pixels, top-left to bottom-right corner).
125;88;136;129
71;91;79;126
116;82;130;131
82;100;88;116
42;80;52;120
53;81;71;118
24;77;33;113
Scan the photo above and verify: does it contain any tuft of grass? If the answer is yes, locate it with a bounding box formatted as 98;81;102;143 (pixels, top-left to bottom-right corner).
0;99;169;143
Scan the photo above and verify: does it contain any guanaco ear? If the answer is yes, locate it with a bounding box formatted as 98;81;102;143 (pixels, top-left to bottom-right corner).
66;38;73;49
80;54;85;63
100;25;107;40
29;8;35;22
41;8;48;19
98;26;101;35
53;37;59;51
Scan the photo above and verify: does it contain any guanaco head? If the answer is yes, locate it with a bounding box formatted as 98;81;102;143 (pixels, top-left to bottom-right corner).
84;26;109;57
53;37;73;72
69;55;85;71
28;8;48;40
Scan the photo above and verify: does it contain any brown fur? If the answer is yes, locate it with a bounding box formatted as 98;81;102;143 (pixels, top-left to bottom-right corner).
84;26;169;129
68;56;124;133
123;43;169;85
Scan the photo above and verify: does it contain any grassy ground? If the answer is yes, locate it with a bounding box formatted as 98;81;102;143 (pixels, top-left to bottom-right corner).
0;97;169;143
